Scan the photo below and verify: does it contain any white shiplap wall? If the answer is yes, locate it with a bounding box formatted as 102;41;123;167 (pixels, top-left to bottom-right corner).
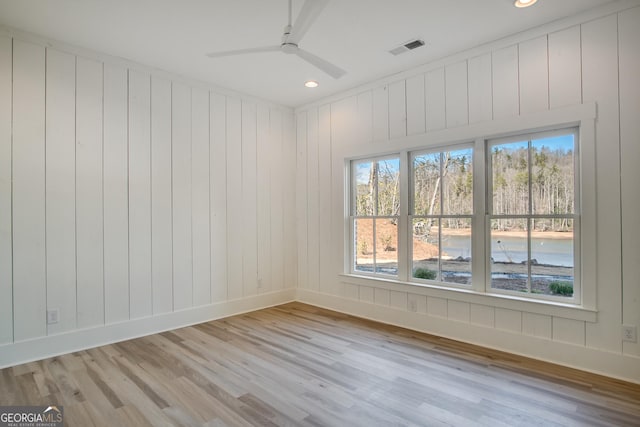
0;33;297;367
295;6;640;383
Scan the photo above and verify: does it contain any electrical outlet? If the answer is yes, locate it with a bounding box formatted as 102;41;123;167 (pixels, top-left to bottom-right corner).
408;299;417;313
622;325;637;343
47;309;59;325
257;278;263;289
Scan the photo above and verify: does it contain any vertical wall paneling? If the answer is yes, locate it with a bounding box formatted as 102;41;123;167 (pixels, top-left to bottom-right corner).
406;74;426;135
225;97;243;299
306;108;320;292
342;283;356;300
12;40;47;340
359;286;374;304
518;36;549;114
467;53;492;124
191;88;211;305
582;15;621;352
150;76;173;314
283;111;297;289
356;91;373;145
445;61;468;128
128;70;152;319
0;36;12;344
427;297;447;318
619;6;640;357
296;111;309;289
388;80;407;139
372;85;389;142
241;101;258;297
495;308;522;333
522;313;552;339
389;291;407;310
269;109;284;290
103;64;130;324
210;93;228;302
171;83;193;310
553;318;585;346
317;104;332;294
256;104;271;293
75;57;104;329
45;48;77;334
447;301;470;323
408;293;427;314
426;68;446;131
374;288;390;306
469;304;494;328
492;45;519;119
548;26;582;108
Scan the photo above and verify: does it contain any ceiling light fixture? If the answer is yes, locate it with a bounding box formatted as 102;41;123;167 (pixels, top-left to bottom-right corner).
514;0;538;7
304;80;319;88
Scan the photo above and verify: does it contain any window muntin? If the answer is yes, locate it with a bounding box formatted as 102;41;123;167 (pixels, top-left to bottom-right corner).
411;147;473;285
351;156;400;276
488;130;577;299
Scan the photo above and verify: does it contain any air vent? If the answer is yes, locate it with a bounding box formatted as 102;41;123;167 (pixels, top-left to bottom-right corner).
389;39;426;56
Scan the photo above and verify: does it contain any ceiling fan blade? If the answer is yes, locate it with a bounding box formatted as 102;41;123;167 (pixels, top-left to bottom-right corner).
295;48;346;79
206;45;281;58
287;0;330;44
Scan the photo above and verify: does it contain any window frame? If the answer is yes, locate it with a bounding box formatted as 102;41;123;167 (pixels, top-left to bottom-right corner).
344;103;597;316
349;154;402;278
409;143;475;289
484;128;580;304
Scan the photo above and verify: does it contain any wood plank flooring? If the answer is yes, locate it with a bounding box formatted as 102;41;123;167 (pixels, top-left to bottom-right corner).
1;302;639;426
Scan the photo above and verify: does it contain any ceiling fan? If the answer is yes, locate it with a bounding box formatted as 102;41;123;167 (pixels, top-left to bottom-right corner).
206;0;346;79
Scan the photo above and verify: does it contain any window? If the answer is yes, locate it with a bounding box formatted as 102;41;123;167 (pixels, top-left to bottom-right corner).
488;129;577;298
351;156;400;276
411;147;473;285
348;127;580;303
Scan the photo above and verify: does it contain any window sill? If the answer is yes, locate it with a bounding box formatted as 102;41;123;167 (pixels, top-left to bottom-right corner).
339;273;597;323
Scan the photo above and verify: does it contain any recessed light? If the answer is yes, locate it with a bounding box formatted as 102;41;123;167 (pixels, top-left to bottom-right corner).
514;0;538;7
304;80;319;88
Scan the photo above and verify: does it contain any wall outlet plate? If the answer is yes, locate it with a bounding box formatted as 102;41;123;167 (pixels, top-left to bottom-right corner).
47;308;59;325
622;325;637;343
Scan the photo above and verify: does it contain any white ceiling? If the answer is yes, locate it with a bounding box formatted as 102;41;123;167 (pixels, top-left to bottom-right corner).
0;0;618;107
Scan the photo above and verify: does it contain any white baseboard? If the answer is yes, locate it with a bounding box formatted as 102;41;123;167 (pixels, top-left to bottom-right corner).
296;288;640;385
0;288;296;369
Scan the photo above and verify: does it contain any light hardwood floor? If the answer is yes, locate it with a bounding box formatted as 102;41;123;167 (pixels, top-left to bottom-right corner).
1;302;639;426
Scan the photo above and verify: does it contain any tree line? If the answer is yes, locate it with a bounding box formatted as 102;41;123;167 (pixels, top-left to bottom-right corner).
355;143;574;233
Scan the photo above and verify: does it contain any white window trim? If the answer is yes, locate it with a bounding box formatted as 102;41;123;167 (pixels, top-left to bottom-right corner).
342;103;598;322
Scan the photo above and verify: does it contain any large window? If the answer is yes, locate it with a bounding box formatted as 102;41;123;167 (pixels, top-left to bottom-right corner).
348;127;580;303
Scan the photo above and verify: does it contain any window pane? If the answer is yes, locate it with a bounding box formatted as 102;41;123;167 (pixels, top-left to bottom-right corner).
532;134;575;215
413;153;440;216
490;219;528;292
531;218;574;297
491;141;529;215
377;158;400;216
354;160;375;216
442;148;473;215
412;218;439;280
375;218;398;276
354;218;374;273
441;218;472;285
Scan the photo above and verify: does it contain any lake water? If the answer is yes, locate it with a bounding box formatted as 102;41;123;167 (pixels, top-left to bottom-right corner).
442;234;573;267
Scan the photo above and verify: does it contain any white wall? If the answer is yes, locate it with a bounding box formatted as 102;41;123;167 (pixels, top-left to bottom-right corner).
295;4;640;383
0;31;297;367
